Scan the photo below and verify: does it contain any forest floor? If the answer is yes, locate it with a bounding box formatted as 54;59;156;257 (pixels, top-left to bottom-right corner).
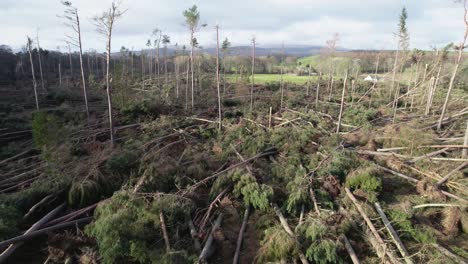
0;76;467;264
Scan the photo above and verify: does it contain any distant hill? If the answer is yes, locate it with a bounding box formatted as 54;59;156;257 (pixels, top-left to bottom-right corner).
130;45;339;58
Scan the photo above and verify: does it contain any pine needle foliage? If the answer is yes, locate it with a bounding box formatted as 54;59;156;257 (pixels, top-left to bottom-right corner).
387;209;436;244
345;166;382;202
257;225;298;262
86;191;195;264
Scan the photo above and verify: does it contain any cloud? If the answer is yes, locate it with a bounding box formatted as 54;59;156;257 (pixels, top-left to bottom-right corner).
0;0;465;52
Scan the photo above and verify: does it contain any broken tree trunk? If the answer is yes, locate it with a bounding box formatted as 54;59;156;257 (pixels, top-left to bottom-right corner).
433;243;467;264
463;121;468;158
159;212;171;253
232;207;249;264
0;217;92;251
198;213;223;263
437;27;468;131
374;202;413;264
0;203;65;263
23;194;54;219
336;72;348;133
272;204;309;264
341;235;360;264
436;161;468;186
375;164;468;204
188;219;201;252
344;188;401;264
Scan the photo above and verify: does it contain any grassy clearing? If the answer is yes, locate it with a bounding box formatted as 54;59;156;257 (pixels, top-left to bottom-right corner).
227;73;317;84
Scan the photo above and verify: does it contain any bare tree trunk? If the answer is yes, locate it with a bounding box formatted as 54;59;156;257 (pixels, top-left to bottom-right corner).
159;212;171;253
0;203;65;262
27;38;39;110
164;47;168;84
233;207;249;264
250;38;256;112
390;48;400;104
36;32;45;91
280;44;284;110
199;213;223;263
215;26;222;132
77;13;90;118
438;28;468;131
315;72;321;108
463;121;468;158
68;44;73;78
336;72;348;133
58;62;62;87
374;202;414;264
106;27;115;146
425;77;436;115
186;55;190;110
190;32;195;110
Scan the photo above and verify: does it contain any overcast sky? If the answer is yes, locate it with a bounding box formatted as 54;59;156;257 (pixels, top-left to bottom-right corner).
0;0;465;52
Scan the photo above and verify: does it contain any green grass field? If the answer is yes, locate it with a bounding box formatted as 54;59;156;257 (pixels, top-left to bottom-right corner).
227;74;317;84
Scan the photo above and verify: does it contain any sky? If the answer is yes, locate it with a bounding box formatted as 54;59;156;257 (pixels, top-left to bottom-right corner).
0;0;466;53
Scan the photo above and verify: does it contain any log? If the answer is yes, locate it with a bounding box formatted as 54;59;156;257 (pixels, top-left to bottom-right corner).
0;150;31;166
188;219;201;252
309;188;321;215
436;161;468;186
159;212;171;253
0;217;92;250
187;149;276;192
233;207;249;264
198;213;223;263
463;121;468;158
344;188;401;264
408;148;450;164
341;235;360;264
44;203;97;227
0;203;65;263
375;165;468;204
433;243;467;264
23;194;54;219
413;203;466;209
374;202;413;264
272;203;309;264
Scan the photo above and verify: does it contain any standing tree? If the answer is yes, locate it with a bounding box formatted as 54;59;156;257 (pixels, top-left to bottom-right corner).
26;37;39;110
60;0;90;118
437;0;468;130
152;29;162;85
324;33;339;101
146;39;152;79
391;7;410;123
215;25;222;132
93;1;125;146
183;5;206;110
250;36;256;112
221;37;231;94
162;34;170;84
36;30;45;91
